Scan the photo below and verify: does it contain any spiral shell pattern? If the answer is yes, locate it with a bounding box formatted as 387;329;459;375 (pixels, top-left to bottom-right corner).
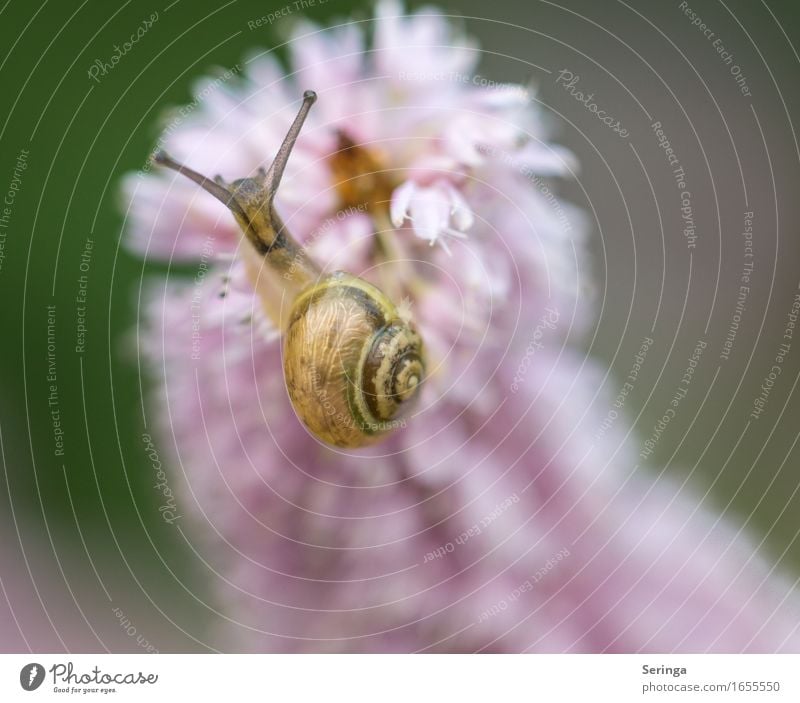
283;272;424;448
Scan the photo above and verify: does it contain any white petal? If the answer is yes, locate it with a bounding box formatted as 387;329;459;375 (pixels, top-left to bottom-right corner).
390;180;416;227
441;181;474;231
409;187;449;242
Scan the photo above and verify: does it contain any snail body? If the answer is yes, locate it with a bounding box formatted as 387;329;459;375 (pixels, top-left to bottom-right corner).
154;91;424;448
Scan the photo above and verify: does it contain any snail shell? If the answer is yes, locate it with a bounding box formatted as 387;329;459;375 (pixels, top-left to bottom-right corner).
284;272;424;448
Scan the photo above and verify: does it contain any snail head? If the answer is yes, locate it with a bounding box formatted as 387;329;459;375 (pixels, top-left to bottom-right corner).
153;90;317;253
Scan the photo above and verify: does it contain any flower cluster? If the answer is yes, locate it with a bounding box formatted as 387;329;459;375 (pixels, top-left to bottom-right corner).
122;1;800;652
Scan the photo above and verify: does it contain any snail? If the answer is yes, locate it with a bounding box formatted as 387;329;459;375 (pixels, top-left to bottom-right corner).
153;90;424;448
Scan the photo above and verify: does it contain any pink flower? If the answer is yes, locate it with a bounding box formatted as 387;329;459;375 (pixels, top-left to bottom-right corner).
123;1;800;651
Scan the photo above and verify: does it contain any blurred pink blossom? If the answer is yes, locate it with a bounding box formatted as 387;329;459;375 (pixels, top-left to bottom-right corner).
122;1;800;652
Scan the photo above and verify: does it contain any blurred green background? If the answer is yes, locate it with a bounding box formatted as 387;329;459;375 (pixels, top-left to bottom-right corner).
1;0;799;651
